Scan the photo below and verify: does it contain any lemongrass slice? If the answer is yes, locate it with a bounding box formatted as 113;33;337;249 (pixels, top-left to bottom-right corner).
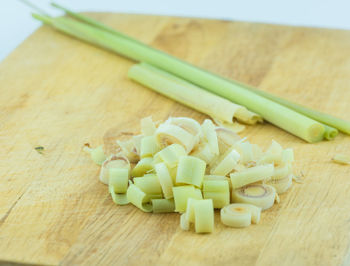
203;179;230;208
131;157;154;177
173;186;203;212
154;143;187;168
117;139;139;163
221;203;261;227
166;117;202;141
141;116;157;136
185;198;201;223
282;148;294;164
176;156;206;188
143;193;163;203
230;164;274;189
109;168;129;193
252;144;264;162
83;144;106;165
152;198;175;213
109;185;129;205
234;141;254;164
154;163;174;199
133;174;162;194
180;213;190;231
259;140;283;165
201;119;219;155
332;154;350;165
140;136;160;158
194;199;214;233
190;142;217;164
232;184;276;210
131;135;143;156
220;204;251;228
266;174;293;194
215;127;241;154
99;155;130;185
127;182;152;212
155;123;195;153
273;164;292;179
210;149;240;176
168;166;177;184
213;118;246;133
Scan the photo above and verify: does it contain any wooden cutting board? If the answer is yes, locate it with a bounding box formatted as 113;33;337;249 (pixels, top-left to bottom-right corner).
1;13;350;266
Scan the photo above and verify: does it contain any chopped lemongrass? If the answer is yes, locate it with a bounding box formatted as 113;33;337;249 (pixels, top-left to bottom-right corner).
155;123;195;153
272;164;292;179
210;149;240;176
117;139;139;163
230;164;274;189
220;204;251;228
213;118;246;133
133;174;162;194
154;162;174;199
142;193;163;203
266;174;293;194
180;213;190;231
190;142;217;164
129;63;261;126
83;144;106;165
141;116;157;136
33;12;328;142
176;156;206;188
221;203;261;227
232;184;276;210
185;198;201;223
131;157;154;177
126;182;152;212
99;155;130;185
140;136;160;158
203;179;230;208
282;148;294;164
234;142;253;164
173;186;202;212
332;154;350;165
131;135;144;156
166;117;202;140
154;143;187;168
109;168;129;193
201;119;219;155
215;127;241;154
109;185;129;205
152;198;175;213
194;199;214;233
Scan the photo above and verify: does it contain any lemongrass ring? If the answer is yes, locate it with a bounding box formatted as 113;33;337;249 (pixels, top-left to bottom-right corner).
126;182;152;212
230;164;274;189
232;184;276;210
201;119;219;155
154;162;174;199
176;156;206;188
83;144;106;165
194;199;214;233
210;149;240;176
99;155;130;185
141;116;157;136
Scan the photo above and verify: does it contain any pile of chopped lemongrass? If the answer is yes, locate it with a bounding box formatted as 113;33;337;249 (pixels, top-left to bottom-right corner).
85;116;296;233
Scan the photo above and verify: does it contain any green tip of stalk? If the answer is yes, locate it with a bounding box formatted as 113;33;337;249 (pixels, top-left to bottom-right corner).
50;2;69;12
32;13;54;25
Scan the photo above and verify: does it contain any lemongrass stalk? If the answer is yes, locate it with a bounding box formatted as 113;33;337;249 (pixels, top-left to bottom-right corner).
235;82;344;137
32;14;325;142
128;63;261;125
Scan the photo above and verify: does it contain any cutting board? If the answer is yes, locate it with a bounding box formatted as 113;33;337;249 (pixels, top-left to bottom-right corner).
1;13;350;266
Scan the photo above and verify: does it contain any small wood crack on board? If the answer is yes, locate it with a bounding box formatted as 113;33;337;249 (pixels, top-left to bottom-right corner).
0;191;26;227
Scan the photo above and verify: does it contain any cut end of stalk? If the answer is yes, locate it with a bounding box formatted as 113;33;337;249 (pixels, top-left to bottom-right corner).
324;126;338;141
307;123;325;143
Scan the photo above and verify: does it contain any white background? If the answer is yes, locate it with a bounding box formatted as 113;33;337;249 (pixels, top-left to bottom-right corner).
1;0;350;62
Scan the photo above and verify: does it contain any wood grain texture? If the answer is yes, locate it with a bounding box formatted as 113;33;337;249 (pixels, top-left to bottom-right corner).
0;13;350;266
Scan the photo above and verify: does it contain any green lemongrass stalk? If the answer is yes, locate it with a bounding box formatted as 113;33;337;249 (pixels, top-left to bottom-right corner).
32;14;325;142
230;82;342;138
49;4;346;138
129;63;261;125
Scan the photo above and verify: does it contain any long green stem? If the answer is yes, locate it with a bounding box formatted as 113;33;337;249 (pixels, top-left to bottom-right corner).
32;13;325;142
